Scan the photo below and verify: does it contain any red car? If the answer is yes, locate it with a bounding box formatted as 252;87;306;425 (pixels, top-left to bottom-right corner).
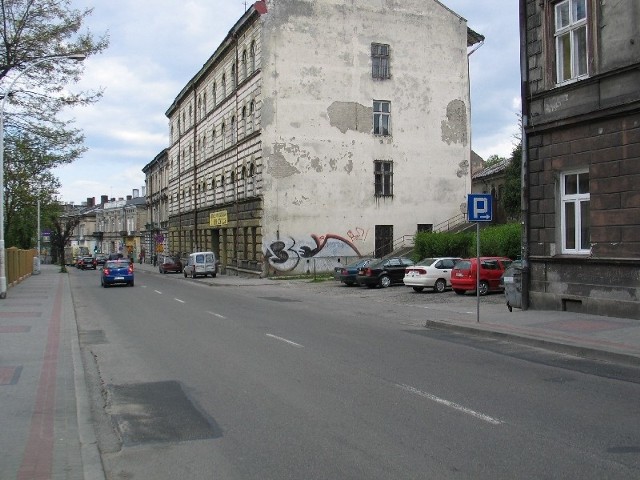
158;255;183;274
450;257;512;295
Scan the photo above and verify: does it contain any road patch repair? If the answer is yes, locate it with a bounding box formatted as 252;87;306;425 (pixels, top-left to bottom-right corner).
107;380;221;446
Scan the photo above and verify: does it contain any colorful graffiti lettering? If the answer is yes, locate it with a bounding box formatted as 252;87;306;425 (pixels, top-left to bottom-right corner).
265;233;362;272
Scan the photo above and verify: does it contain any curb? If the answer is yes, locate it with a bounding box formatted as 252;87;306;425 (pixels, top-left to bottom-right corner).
424;320;640;368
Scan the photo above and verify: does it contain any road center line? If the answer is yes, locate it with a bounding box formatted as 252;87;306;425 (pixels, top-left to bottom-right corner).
154;290;162;294
174;298;185;303
266;334;303;348
206;311;226;319
396;383;503;425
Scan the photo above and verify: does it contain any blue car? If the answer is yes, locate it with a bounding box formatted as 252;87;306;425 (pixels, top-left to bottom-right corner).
101;260;134;287
334;258;373;286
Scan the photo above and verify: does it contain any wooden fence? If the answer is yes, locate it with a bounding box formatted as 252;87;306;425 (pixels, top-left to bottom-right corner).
4;248;37;287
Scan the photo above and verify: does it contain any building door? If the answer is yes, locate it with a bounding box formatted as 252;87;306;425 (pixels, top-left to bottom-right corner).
375;225;393;258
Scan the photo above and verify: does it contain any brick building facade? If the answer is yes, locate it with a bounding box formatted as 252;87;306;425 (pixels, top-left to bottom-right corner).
520;0;640;318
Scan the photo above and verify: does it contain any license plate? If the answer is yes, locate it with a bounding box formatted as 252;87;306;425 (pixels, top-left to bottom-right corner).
115;276;124;280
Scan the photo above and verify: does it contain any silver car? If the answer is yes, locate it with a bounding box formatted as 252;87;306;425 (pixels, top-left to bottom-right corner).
403;257;461;293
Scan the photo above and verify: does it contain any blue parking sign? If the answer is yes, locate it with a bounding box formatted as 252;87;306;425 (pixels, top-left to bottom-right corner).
468;194;493;222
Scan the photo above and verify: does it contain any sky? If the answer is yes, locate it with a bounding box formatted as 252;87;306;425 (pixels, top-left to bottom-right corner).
56;0;522;205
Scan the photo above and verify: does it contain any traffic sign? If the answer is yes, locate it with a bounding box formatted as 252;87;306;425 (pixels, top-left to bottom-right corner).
468;194;493;222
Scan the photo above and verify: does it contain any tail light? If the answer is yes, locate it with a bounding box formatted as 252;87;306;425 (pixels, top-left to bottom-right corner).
103;268;110;275
128;265;134;274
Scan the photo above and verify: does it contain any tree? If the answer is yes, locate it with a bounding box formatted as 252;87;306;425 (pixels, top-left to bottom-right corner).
502;142;522;220
4;133;61;248
49;213;79;272
1;0;108;247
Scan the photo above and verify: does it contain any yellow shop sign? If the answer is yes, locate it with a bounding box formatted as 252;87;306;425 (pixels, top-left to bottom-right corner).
210;210;228;227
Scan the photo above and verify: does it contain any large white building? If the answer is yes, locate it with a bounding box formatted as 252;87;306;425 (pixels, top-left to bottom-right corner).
165;0;483;276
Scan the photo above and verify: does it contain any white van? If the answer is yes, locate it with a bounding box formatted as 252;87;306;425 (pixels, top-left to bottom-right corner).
183;251;218;278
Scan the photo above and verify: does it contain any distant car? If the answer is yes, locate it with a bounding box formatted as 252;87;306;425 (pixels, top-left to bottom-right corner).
94;253;108;266
78;256;97;270
356;257;415;288
334;258;373;286
403;257;461;293
108;253;124;260
451;257;512;295
159;255;183;274
101;259;134;287
183;251;218;278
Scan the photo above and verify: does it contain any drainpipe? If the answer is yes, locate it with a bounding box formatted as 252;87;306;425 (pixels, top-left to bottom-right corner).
519;0;530;310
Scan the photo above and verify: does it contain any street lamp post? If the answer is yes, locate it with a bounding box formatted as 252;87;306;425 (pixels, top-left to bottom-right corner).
0;54;85;298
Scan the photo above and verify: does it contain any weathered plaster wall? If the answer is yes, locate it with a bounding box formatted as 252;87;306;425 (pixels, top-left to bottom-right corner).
259;0;473;269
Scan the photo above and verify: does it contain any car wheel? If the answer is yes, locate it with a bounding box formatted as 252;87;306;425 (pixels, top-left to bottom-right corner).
129;280;134;287
434;279;447;293
412;286;424;292
479;280;489;296
454;289;465;295
191;270;196;279
183;271;187;278
379;275;391;288
344;280;355;287
212;273;216;278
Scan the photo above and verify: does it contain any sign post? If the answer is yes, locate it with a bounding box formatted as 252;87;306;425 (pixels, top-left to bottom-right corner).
467;194;493;322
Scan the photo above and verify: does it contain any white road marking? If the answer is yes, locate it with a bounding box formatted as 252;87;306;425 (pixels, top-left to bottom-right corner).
174;298;185;303
396;383;503;425
207;311;226;319
154;290;162;294
266;334;304;348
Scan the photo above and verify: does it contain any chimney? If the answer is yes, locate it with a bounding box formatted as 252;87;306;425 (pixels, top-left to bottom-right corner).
126;195;132;200
86;197;95;207
101;195;109;205
132;189;139;198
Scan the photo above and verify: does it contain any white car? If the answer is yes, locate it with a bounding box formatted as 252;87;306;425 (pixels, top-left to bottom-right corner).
403;257;461;293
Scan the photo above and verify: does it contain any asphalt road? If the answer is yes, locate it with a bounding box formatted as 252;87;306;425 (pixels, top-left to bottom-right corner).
69;267;640;480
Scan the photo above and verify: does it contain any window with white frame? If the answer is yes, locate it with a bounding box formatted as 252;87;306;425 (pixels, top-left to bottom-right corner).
221;123;226;150
373;101;391;136
555;0;588;84
374;160;393;197
561;169;590;253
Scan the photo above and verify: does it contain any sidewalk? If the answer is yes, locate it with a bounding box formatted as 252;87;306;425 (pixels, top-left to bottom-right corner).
0;264;103;480
1;263;639;479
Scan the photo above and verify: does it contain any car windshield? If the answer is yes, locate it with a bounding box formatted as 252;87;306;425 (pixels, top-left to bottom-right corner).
417;258;436;266
105;261;129;269
454;260;472;270
347;259;370;268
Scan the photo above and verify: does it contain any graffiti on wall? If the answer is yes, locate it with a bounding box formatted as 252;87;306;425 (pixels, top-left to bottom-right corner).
265;233;362;272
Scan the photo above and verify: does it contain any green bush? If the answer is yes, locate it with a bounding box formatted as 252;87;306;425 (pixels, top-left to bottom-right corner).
414;223;521;260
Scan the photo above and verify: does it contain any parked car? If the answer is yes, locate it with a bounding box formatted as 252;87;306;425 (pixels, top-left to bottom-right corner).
78;256;97;270
403;257;461;293
101;259;134;287
356;257;415;288
159;255;183;274
334;258;373;286
94;253;108;266
451;257;513;295
183;251;218;278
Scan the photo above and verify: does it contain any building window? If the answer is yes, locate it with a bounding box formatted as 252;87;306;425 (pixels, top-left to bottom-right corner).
231;116;236;144
231;62;237;90
242;49;248;80
374;160;393;197
373;101;390;136
371;43;390;79
213;82;217;106
222;73;226;98
555;0;588;84
221;123;226;150
250;41;256;72
561;169;590;254
249;100;255;133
